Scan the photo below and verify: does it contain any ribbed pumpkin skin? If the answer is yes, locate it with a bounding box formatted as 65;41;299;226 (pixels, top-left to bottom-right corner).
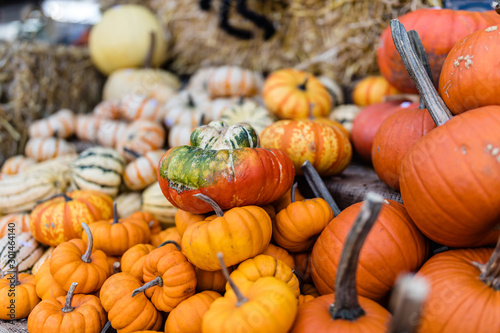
260;119;352;176
195;266;233;294
165;290;221;333
35;261;66;300
25;137;75;162
417;248;499;332
0;273;39;320
260;244;295;270
311;200;428;300
439;26;500;115
158;147;295;214
262;68;332;119
352;76;400;106
293;252;312;283
29;190;114;246
0;155;35;175
175;210;208;237
182;206;272;271
290;294;390;333
150;227;181;247
377;9;500;93
400;107;500;247
124;149;165;191
121;244;155;282
351;100;416;162
372;108;436;191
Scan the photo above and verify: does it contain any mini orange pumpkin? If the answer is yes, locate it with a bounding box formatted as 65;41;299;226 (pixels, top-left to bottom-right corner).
35;261;66;300
121;243;155;282
150;226;181;247
195;266;234;294
129;211;162;234
293;251;313;283
260;243;295;270
352;76;401;107
0;265;40;320
175;209;210;237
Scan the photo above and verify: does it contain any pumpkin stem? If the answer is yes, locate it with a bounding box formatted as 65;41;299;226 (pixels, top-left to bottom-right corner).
290;182;298;203
62;282;78;313
112;262;121;274
157;240;181;250
187;93;196;108
297;76;309;91
36;193;73;205
80;222;93;263
217;252;248;306
390;20;452;126
143;31;156;69
131;276;163;297
193;193;224;217
329;192;384;321
407;30;433;110
101;321;112;333
123;147;141;159
301;161;341;216
199;113;206;127
112;202;119;224
388;274;429;333
474;235;500;290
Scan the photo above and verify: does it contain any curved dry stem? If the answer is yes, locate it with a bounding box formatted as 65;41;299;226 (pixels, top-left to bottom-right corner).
474;235;500;290
100;321;112;333
330;192;384;321
301;160;341;216
290;182;298;203
62;282;78;313
80;222;93;263
112;262;121;275
158;240;181;250
217;252;248;306
193;193;224;217
390;20;452;126
112;202;119;224
407;30;433;110
132;276;163;297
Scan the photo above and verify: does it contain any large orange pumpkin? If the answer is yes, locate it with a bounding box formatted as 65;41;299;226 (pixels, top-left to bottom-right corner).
29;190;113;246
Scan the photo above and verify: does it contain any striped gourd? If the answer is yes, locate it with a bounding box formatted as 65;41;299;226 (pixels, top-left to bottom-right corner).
97;119;128;148
93;99;123;120
115;192;142;218
28;109;76;138
70;147;125;197
0;155;36;175
163;91;210;128
25;137;76;162
167;123;196;148
0;232;44;275
186;66;216;92
220;100;276;135
0;214;30;238
116;120;166;161
30;247;54;275
123;149;166;190
121;94;167;123
142;182;178;228
208;66;263;98
75;115;103;142
0;169;68;214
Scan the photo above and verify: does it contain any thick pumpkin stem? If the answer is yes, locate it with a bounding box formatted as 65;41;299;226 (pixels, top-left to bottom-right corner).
101;321;112;333
112;262;121;274
123;147;141;159
301;161;341;216
80;222;93;263
158;240;181;250
112;202;119;224
330;192;384;321
62;282;78;313
217;252;248;306
390;20;452;126
388;274;429;333
193;193;224;217
407;30;433;110
297;76;309;91
474;235;500;290
143;31;156;69
131;276;163;297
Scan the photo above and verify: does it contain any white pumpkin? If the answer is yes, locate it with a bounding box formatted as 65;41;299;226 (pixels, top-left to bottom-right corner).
25;137;76;162
208;66;263;98
329;104;361;134
163;90;211;127
89;5;168;75
220;100;276;135
142;182;178;228
28;109;76;138
97;119;128;148
115;192;142;218
123;149;166;190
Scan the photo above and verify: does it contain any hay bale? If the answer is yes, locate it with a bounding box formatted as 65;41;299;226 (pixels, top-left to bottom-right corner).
150;0;430;83
0;41;104;165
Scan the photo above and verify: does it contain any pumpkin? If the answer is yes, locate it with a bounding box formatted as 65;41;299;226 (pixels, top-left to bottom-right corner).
311;199;428;300
293;252;313;284
195;266;233;294
124;149;165;190
227;254;300;297
439;25;500;115
31;247;54;275
99;272;163;332
0;213;30;237
117;120;166;161
0;266;39;320
103;68;180;101
351;100;416;162
291;193;391;332
0;155;36;175
202;253;298;333
372;32;437;191
75;115;103;142
208;65;262;98
185;67;216;92
207;97;240;121
352;76;401;106
0;232;44;275
129;211;161;234
415;243;500;332
260;243;295;270
70;146;126;197
150;227;181;247
89;5;167;75
34;261;66;300
28;282;107;333
181;194;272;271
50;222;111;293
121;94;167;123
82;203;151;256
121;243;155;282
163;90;211;128
272;185;305;213
164;290;221;333
142;181;178;228
158;121;295;214
93;99;123;120
132;242;197;312
97;119;128;148
392;19;500;247
30;190;114;246
262;68;331;119
329;104;361;136
28;109;75;139
115;192;142;218
260;118;352;176
377;8;500;93
318;76;344;108
175;209;210;237
25;137;76;162
220;99;276;135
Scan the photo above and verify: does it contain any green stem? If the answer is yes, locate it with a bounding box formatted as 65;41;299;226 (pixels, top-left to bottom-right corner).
62;282;78;313
217;252;248;306
330;192;384;321
131;276;163;297
80;223;93;263
193;193;224;217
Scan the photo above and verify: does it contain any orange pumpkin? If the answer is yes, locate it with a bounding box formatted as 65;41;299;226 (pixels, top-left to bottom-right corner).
50;223;111;294
117;120;166;161
260;243;295;270
263;68;331;119
272;185;305;213
28;109;75;139
0;213;30;237
195;266;234;294
260;119;352;176
175;209;209;237
293;251;313;283
35;261;66;300
208;65;262;98
352;76;400;106
25;137;75;162
150;226;181;247
129;211;162;234
0;155;36;175
123;149;166;190
121;243;155;282
30;190;114;246
0;266;40;320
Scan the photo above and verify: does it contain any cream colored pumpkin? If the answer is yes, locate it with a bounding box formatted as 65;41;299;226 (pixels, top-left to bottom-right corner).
97;119;128;148
121;94;167;123
75;115;103;142
115;192;142;218
207;97;239;121
318;76;344;108
123;149;166;190
89;5;168;75
185;67;216;92
329;104;361;134
25;137;76;162
117;120;166;161
142;182;178;228
163;91;211;128
220;100;276;135
208;66;263;98
0;155;36;175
